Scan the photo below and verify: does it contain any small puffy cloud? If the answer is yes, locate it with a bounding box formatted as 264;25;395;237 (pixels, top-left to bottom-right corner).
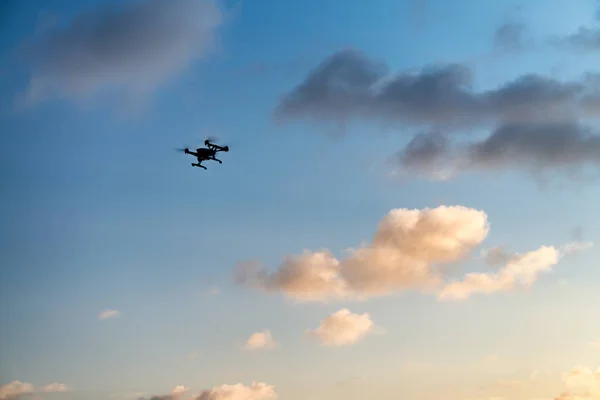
98;309;120;320
555;366;600;400
306;308;380;347
1;380;69;400
17;0;224;108
195;382;277;400
171;386;189;395
244;329;278;350
235;205;489;302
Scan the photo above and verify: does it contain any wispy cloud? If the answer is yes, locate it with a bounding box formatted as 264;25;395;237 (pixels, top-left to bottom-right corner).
98;309;120;320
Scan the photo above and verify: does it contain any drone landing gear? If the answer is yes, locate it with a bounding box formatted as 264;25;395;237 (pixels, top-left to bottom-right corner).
191;163;207;170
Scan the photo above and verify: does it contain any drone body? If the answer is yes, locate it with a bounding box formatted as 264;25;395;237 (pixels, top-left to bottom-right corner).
178;139;229;170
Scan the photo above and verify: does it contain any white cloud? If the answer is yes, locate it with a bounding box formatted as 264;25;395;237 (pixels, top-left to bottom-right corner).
244;329;278;351
0;380;69;400
98;309;120;320
306;308;381;347
196;382;277;400
17;0;224;109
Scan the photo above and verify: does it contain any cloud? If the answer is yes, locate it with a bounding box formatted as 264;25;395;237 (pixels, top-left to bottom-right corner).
439;241;592;301
555;366;600;400
235;205;592;303
171;386;189;395
41;383;69;393
439;245;559;301
493;20;526;52
205;286;221;296
0;381;34;400
1;381;69;400
480;246;513;267
273;49;599;131
306;309;380;347
195;382;277;400
138;385;189;400
235;205;490;302
244;329;278;351
394;121;600;181
17;0;224;108
98;309;120;320
274;49;600;182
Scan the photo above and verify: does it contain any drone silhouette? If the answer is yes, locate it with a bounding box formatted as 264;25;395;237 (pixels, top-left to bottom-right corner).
176;139;230;170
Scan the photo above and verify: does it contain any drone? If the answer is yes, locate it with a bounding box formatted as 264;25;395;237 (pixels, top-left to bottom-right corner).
176;139;230;170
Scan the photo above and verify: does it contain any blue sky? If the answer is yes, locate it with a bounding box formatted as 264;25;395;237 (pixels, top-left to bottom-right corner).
2;1;600;399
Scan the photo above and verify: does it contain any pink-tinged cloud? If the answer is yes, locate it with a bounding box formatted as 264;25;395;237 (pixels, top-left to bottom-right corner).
42;382;69;392
0;380;69;400
196;382;277;400
0;381;34;400
244;329;278;350
235;205;593;303
98;309;120;320
235;205;490;302
306;308;381;347
438;245;559;301
555;366;600;400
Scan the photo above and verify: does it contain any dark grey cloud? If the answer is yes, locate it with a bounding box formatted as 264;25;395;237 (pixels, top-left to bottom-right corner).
274;49;599;133
17;0;224;107
396;121;600;180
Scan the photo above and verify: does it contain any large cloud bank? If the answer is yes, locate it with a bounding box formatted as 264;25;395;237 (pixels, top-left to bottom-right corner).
234;205;591;302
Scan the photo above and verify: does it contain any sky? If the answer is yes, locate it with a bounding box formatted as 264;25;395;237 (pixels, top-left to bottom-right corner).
1;0;600;399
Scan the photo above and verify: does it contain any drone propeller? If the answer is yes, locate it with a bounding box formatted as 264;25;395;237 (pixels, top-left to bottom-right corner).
175;146;190;153
204;136;231;151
